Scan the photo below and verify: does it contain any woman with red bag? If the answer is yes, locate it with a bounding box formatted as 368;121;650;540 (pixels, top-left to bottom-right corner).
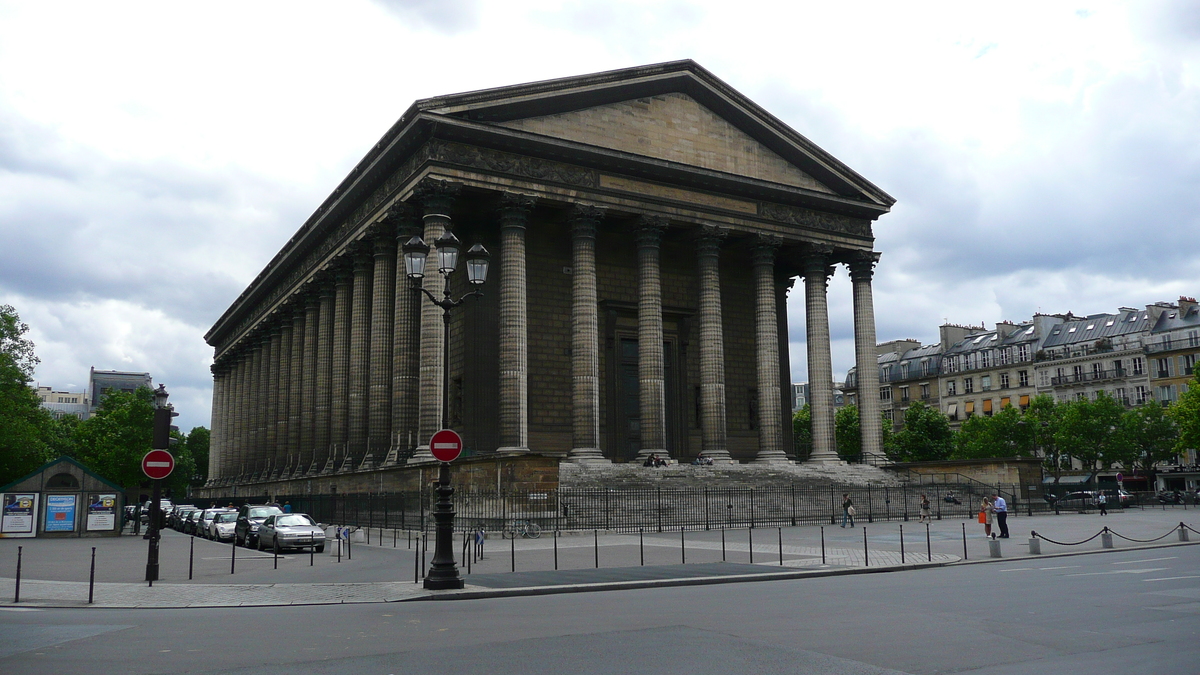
978;496;995;538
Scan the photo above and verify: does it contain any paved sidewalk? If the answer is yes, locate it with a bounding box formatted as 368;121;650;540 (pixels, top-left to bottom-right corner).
0;505;1193;608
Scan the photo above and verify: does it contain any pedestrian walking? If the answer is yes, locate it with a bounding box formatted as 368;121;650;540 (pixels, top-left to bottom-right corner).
1096;491;1108;516
919;494;932;524
978;496;995;539
841;493;856;528
992;492;1009;538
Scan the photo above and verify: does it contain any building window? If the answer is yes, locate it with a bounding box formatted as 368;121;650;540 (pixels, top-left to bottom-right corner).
1189;330;1199;348
1073;365;1085;381
1018;344;1030;362
1039;370;1050;387
1158;385;1176;405
1185;353;1197;376
998;372;1009;389
1135;386;1148;405
1113;359;1124;375
1092;363;1103;379
964;378;974;394
899;386;910;402
1018;370;1029;387
1157;358;1171;378
881;365;892;382
946;380;957;396
920;383;930;400
981;375;992;391
980;351;991;368
900;363;910;379
880;387;892;401
1132;357;1145;375
884;409;894;421
983;399;993;416
1075;392;1086;401
964;400;975;418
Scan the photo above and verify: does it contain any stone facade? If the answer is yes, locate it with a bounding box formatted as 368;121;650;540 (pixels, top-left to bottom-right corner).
202;61;893;493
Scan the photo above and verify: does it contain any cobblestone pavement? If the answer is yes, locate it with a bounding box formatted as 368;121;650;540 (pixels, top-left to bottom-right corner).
0;505;1193;608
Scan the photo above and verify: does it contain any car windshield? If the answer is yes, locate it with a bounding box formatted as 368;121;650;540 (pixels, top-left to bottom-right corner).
216;513;237;523
249;507;282;518
276;515;315;527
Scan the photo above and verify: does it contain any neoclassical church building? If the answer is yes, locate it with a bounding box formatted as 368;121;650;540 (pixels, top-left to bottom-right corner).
203;61;893;490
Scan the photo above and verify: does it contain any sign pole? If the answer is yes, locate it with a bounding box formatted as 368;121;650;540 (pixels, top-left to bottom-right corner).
146;477;161;584
144;390;176;585
424;428;465;590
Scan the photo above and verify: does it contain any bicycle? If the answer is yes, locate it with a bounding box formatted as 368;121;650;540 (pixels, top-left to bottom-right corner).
502;519;541;539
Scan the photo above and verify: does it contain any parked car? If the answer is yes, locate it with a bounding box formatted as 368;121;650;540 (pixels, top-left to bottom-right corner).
209;512;238;542
1052;491;1097;510
235;504;283;547
256;513;325;553
183;509;206;535
141;499;173;525
172;507;199;531
198;508;232;538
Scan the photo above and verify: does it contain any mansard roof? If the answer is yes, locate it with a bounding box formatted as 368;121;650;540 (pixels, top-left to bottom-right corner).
1041;309;1150;349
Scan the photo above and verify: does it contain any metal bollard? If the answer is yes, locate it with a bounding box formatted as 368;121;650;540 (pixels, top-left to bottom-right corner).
748;528;754;564
231;540;236;574
88;547;96;604
962;523;968;560
926;523;932;562
511;532;515;572
594;529;599;569
1101;530;1114;549
864;527;869;567
778;527;784;566
641;528;645;566
14;546;21;603
681;527;686;565
274;538;279;569
554;530;558;570
189;536;195;580
899;524;905;564
720;527;725;562
820;526;826;565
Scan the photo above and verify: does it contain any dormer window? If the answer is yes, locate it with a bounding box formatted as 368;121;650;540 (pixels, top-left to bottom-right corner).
1086;324;1094;330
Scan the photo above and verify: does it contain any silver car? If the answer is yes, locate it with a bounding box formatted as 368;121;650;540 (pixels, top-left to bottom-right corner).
198;508;233;538
209;511;239;542
256;514;325;553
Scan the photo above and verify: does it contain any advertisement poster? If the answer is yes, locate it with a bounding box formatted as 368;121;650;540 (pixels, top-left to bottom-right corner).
1;494;38;536
86;493;118;531
44;494;77;532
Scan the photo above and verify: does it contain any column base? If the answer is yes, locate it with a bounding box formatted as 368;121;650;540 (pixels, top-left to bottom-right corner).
805;452;846;466
496;446;531;455
752;451;792;465
636;448;668;462
698;449;735;465
407;446;436;463
567;448;610;464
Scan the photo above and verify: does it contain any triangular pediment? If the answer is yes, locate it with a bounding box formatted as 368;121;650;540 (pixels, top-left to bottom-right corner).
496;93;835;194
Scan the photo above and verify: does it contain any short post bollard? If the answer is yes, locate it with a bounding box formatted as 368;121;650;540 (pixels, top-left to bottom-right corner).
337;529;342;563
820;526;826;565
926;523;932;562
1179;523;1190;542
962;523;968;561
414;536;420;583
640;528;645;565
510;532;515;572
189;536;195;580
1028;534;1042;555
681;527;686;565
14;546;21;603
310;534;315;566
899;524;905;564
778;527;783;566
274;538;279;569
347;530;352;561
988;537;1002;558
1101;528;1114;549
748;528;754;564
231;540;236;574
863;527;869;567
553;530;558;570
394;529;397;548
88;547;96;604
594;529;599;569
720;527;725;562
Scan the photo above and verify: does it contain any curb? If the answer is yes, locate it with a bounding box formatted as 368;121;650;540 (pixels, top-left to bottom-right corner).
946;536;1200;567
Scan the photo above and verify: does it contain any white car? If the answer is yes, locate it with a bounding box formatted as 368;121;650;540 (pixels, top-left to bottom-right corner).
209;512;238;542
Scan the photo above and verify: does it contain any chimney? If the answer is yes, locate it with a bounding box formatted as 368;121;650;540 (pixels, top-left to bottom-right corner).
1146;301;1177;324
939;324;975;350
1179;296;1198;317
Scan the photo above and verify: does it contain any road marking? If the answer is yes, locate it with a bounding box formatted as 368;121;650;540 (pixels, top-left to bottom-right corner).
0;607;41;612
1145;575;1200;582
1066;568;1168;577
1113;557;1177;565
1038;565;1080;570
1000;568;1035;572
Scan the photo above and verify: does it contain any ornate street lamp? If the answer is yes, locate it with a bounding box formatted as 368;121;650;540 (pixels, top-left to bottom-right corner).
145;384;173;583
402;231;490;590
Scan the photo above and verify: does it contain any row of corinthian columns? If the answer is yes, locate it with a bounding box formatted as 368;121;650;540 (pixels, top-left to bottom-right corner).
207;182;883;484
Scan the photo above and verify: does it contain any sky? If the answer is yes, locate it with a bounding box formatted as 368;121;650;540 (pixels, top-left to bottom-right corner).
1;1;1198;432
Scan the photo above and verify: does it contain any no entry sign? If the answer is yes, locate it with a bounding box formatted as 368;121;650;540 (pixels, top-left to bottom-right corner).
430;429;463;463
142;449;175;480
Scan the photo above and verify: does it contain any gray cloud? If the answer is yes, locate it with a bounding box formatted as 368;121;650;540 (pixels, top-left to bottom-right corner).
372;0;482;34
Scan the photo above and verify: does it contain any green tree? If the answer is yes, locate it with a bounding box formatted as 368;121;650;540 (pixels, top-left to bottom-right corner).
185;426;210;486
1168;373;1200;455
793;405;812;462
834;405;861;462
1112;403;1180;476
0;305;54;485
72;386;156;489
1054;392;1128;483
886;401;953;462
953;406;1036;459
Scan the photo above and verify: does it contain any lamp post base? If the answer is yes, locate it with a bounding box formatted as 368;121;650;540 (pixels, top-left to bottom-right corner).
423;462;464;590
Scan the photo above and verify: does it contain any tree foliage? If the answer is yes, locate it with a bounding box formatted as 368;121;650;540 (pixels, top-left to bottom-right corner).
834;405;861;462
1168;373;1200;455
792;405;812;462
885;401;954;462
953;405;1036;459
1114;403;1180;473
0;305;54;485
1054;393;1128;481
73;387;157;489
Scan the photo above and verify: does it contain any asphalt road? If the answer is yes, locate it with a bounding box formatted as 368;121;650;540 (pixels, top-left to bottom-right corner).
2;544;1197;674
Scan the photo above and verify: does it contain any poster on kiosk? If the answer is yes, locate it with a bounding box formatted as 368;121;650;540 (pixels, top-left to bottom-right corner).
1;494;39;538
44;494;78;532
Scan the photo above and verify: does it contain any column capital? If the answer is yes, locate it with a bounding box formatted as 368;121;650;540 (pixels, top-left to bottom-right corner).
372;232;396;258
751;234;782;268
412;178;461;218
847;251;881;281
803;245;834;274
334;267;353;287
635;215;667;248
569;204;605;238
694;225;728;257
499;192;537;230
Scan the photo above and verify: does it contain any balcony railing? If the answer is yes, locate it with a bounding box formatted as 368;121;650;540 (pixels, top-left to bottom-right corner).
1050;368;1130;386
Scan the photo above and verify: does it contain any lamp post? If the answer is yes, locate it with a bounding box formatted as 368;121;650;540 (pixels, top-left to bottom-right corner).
403;231;489;591
145;384;173;583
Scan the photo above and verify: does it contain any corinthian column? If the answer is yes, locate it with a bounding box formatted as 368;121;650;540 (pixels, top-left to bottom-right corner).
248;336;265;478
391;212;422;463
273;321;292;477
364;229;396;469
313;278;335;473
286;303;305;476
498;193;535;453
346;249;372;469
636;216;668;461
695;226;732;463
804;246;840;464
752;237;788;463
413;179;460;460
329;268;352;471
850;251;884;463
567;205;607;463
265;325;282;475
208;363;224;485
299;291;320;473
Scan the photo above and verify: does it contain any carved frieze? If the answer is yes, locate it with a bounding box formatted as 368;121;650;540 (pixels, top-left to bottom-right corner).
427;140;599;188
758;202;872;238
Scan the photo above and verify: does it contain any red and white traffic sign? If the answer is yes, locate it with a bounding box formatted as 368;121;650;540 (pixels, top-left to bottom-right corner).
429;429;463;463
142;449;175;480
